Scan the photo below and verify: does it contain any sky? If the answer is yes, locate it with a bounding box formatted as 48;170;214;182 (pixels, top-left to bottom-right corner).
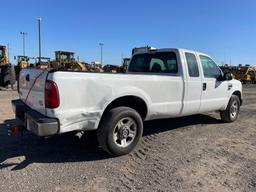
1;0;256;65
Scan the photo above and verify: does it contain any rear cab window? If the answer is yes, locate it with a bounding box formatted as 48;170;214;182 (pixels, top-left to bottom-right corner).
128;52;178;74
185;53;199;77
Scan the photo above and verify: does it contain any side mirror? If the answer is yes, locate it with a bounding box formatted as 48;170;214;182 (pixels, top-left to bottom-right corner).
217;72;233;81
224;72;233;81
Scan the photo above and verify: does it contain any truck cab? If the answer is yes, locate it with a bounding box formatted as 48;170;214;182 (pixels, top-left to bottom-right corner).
129;46;242;117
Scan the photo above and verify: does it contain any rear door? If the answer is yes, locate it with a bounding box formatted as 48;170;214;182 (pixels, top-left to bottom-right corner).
182;51;202;116
19;68;48;115
198;55;228;112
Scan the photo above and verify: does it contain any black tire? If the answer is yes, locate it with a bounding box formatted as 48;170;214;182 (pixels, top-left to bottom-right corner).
220;95;240;123
97;107;143;156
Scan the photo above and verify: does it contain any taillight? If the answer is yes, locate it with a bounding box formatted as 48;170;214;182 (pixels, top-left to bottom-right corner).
45;80;60;108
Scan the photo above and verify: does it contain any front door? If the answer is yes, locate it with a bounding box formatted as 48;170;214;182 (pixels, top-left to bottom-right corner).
198;55;228;113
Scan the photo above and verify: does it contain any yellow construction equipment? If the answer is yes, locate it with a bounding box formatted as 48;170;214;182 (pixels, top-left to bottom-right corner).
220;65;256;84
14;56;30;80
233;66;256;84
51;51;87;71
103;65;120;73
0;45;9;66
36;57;51;69
101;58;131;73
17;56;29;69
90;63;104;73
0;45;16;87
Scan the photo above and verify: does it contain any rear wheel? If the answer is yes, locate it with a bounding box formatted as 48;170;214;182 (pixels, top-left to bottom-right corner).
220;95;240;123
97;107;143;156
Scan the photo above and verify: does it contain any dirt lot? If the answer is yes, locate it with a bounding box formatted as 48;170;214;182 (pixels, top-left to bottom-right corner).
0;85;255;192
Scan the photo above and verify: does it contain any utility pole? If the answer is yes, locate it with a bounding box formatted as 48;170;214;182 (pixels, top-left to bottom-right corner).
20;32;27;56
99;43;104;65
121;52;123;64
38;17;42;64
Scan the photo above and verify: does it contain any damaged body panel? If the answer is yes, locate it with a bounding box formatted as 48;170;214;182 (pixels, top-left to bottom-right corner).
46;71;184;133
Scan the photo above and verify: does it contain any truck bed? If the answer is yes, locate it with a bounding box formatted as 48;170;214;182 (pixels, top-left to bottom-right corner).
19;68;184;133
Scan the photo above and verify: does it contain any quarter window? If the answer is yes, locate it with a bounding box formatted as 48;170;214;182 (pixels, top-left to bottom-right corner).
185;53;199;77
129;52;178;74
200;55;221;78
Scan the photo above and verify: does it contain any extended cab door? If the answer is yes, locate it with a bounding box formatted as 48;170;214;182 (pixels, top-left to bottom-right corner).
128;50;184;119
198;55;228;112
181;51;202;116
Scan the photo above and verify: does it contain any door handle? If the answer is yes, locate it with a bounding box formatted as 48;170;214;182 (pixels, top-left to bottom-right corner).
203;83;207;91
228;83;233;90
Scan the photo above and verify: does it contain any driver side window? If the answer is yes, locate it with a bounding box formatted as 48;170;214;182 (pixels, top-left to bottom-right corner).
200;55;221;78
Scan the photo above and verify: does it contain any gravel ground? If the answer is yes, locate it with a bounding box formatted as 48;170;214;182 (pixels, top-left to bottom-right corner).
0;85;256;192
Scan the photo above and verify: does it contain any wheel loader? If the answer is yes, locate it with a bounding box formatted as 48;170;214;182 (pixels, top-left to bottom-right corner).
233;66;256;84
14;56;32;80
16;56;29;68
220;65;256;84
0;45;15;87
51;51;87;71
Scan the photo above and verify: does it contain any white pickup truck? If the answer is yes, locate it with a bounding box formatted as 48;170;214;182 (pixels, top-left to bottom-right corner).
12;47;242;156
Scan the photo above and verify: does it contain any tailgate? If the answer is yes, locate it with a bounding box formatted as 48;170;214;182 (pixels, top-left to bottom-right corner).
19;68;48;115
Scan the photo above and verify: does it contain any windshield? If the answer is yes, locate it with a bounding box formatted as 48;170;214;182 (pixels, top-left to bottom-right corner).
61;54;69;61
128;52;178;73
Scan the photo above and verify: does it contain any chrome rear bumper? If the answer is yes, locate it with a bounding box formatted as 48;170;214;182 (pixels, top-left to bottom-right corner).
12;99;59;136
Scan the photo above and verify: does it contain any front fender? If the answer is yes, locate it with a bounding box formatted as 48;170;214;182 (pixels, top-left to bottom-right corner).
225;80;243;109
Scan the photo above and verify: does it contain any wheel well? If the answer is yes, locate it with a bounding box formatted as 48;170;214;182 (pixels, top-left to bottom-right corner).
232;91;242;104
102;96;148;120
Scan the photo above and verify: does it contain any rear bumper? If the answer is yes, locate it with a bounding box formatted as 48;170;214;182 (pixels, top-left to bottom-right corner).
11;99;59;136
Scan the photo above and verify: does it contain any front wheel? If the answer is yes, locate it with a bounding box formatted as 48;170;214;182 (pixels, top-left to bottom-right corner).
220;95;240;123
97;107;143;156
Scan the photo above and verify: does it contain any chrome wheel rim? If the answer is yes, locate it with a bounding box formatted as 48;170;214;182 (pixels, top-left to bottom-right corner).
230;100;238;119
113;117;137;148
